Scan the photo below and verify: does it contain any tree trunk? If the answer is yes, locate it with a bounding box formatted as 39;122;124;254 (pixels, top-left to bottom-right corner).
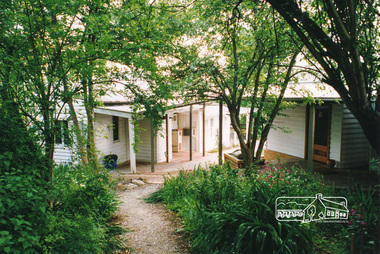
83;77;100;170
68;100;89;168
64;78;89;168
229;110;256;167
42;106;54;182
86;106;97;167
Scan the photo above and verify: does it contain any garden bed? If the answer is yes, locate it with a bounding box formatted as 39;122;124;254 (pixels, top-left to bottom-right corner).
146;162;379;253
224;150;244;169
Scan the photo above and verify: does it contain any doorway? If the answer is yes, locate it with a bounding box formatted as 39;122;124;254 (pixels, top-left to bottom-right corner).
313;105;331;163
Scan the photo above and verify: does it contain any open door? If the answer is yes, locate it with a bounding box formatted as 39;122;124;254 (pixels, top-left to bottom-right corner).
313;105;331;163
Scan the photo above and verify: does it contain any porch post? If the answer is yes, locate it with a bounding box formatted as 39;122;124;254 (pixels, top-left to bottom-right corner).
219;101;223;165
307;104;315;171
150;120;155;172
166;114;169;163
190;105;193;161
128;118;136;174
203;102;206;157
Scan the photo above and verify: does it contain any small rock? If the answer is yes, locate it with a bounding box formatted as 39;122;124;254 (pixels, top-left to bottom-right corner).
117;183;127;191
125;183;138;190
132;179;145;186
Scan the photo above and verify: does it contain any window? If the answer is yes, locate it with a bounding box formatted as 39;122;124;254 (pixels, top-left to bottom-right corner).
55;120;70;145
113;116;119;141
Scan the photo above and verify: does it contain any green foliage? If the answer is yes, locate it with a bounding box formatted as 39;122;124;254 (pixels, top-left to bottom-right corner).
0;162;122;254
0;170;48;254
369;157;380;176
149;161;379;253
0;111;122;253
51;164;119;224
0;113;46;177
148;163;318;253
342;186;378;253
0;113;48;253
44;212;106;254
313;185;378;254
158;0;303;165
45;164;122;253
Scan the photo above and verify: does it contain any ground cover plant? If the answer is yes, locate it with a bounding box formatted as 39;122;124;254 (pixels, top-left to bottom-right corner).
147;162;378;253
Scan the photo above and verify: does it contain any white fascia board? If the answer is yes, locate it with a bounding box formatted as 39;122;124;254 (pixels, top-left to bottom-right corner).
94;107;134;119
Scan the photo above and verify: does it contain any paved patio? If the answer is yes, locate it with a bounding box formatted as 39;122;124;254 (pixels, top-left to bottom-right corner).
110;150;229;183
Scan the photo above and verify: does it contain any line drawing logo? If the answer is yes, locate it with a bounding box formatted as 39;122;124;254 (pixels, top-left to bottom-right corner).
275;193;348;223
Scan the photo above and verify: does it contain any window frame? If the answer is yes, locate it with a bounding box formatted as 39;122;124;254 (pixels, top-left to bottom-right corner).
55;120;70;145
112;116;119;141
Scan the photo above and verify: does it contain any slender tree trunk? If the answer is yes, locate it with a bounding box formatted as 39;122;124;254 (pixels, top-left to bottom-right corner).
42;102;54;182
65;84;89;168
68;101;89;168
255;51;299;161
83;76;99;170
86;105;97;167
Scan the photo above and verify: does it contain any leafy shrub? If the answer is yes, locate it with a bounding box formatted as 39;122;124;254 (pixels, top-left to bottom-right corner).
251;161;330;195
0;113;48;254
0;113;47;177
46;164;122;253
148;163;319;253
0;104;122;253
44;211;106;253
52;164;119;224
151;161;378;253
0;170;48;254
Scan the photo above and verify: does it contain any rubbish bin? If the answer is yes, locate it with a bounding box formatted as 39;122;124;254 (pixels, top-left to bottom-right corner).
104;154;118;170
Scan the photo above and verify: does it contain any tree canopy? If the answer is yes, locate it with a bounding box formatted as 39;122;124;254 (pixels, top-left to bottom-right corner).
0;0;180;176
265;0;380;155
158;0;303;165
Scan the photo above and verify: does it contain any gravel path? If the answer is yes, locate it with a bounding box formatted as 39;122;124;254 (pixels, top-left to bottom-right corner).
116;184;191;254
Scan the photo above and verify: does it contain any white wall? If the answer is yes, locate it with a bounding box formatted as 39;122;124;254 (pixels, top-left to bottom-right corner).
340;105;370;168
156;121;168;163
266;104;307;158
223;115;231;147
177;110;198;152
203;104;236;151
135;118;171;163
205;105;221;151
94;113;130;165
329;104;342;167
54;101;86;164
135;119;153;162
54;145;75;164
196;110;203;153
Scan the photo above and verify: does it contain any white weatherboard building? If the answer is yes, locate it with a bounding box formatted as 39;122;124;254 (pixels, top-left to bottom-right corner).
265;84;371;169
54;95;243;172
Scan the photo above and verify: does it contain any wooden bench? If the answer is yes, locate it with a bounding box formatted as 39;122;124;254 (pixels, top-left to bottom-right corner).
224;153;245;169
